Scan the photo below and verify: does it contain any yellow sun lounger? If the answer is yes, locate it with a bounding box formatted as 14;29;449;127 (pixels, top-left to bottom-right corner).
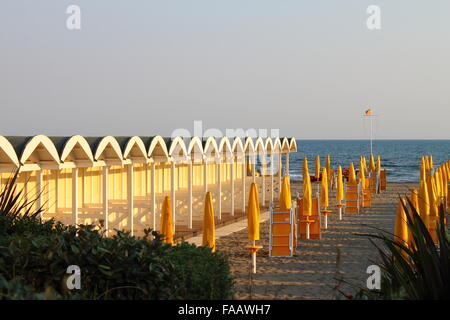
345;182;360;214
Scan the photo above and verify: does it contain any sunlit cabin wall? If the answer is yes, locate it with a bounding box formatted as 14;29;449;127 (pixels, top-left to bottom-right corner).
207;162;217;185
54;168;73;224
177;164;188;190
132;163;152;236
163;163;171;194
107;165;128;231
41;169;57;219
192;163;204;187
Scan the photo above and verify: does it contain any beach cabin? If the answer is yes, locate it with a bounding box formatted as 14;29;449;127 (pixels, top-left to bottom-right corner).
0;135;296;239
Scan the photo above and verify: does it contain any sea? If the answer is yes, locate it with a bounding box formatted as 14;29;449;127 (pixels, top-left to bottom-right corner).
288;140;450;183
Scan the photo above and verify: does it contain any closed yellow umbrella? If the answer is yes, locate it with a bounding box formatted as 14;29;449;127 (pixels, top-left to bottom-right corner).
432;172;440;201
442;164;449;198
302;166;313;239
247;182;262;273
376;156;381;173
349;162;357;184
435;169;443;198
303;166;312;217
336;166;344;203
410;189;419;213
426;172;434;208
394;198;409;248
279;176;292;211
326;155;331;186
430;154;434;171
420;157;426;182
320;167;331;228
202;191;216;252
320;168;329;207
247;183;260;241
429;175;439;243
409;189;420;246
418;178;430;229
425;156;431;174
359;158;366;188
369;155;376;172
315;155;321;181
442;166;446;197
303;157;309;181
336;165;345;220
160;196;174;245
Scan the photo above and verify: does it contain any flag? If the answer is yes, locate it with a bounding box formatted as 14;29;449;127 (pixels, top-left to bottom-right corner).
365;109;372;116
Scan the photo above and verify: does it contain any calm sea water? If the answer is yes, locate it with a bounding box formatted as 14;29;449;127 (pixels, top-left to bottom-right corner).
288;140;450;183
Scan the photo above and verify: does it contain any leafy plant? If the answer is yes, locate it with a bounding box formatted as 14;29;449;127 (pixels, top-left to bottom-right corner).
355;196;450;300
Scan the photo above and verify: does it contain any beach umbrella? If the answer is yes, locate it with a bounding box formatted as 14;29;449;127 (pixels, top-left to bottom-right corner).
320;168;329;207
429;175;439;243
420;157;426;182
302;167;313;239
302;157;309;181
246;182;262;273
315;155;321;181
336;166;345;220
369;155;376;172
320;167;331;228
425;156;431;175
160;196;174;245
439;166;446;198
359;158;366;189
326;155;331;186
439;168;445;197
430;154;434;171
418;178;430;229
279;176;292;211
348;162;357;184
410;189;420;247
202;191;216;252
410;189;419;213
247;182;260;241
442;164;449;198
394;198;409;248
433;171;440;198
376;156;382;193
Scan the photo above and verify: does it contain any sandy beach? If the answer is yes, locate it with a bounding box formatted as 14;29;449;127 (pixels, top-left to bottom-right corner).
216;181;417;300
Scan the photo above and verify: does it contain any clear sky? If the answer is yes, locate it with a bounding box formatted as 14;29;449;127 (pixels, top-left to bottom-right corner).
1;1;449;139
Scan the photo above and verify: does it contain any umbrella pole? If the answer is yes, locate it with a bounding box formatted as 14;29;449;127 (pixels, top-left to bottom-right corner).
252;240;256;274
324;209;328;229
339;201;342;220
306;222;310;239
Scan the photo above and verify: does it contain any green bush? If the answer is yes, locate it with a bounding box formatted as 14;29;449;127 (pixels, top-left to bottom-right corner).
0;171;234;300
167;242;234;299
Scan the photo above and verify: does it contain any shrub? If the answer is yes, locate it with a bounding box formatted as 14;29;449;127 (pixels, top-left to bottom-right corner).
168;242;234;300
354;197;450;300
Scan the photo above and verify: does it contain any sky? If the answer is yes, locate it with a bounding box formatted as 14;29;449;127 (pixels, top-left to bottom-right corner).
0;1;449;139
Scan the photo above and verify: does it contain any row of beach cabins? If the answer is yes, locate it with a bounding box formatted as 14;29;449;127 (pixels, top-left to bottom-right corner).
0;135;297;239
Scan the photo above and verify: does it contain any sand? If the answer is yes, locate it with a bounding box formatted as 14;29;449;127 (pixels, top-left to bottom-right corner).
216;181;417;300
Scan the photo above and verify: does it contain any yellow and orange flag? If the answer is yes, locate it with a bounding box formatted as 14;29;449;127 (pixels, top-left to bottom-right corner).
365;109;373;116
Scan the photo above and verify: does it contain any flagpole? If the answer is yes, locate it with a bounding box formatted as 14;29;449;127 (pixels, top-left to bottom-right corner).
370;115;373;156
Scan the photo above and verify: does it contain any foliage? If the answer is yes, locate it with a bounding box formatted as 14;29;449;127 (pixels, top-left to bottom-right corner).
355;197;450;300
